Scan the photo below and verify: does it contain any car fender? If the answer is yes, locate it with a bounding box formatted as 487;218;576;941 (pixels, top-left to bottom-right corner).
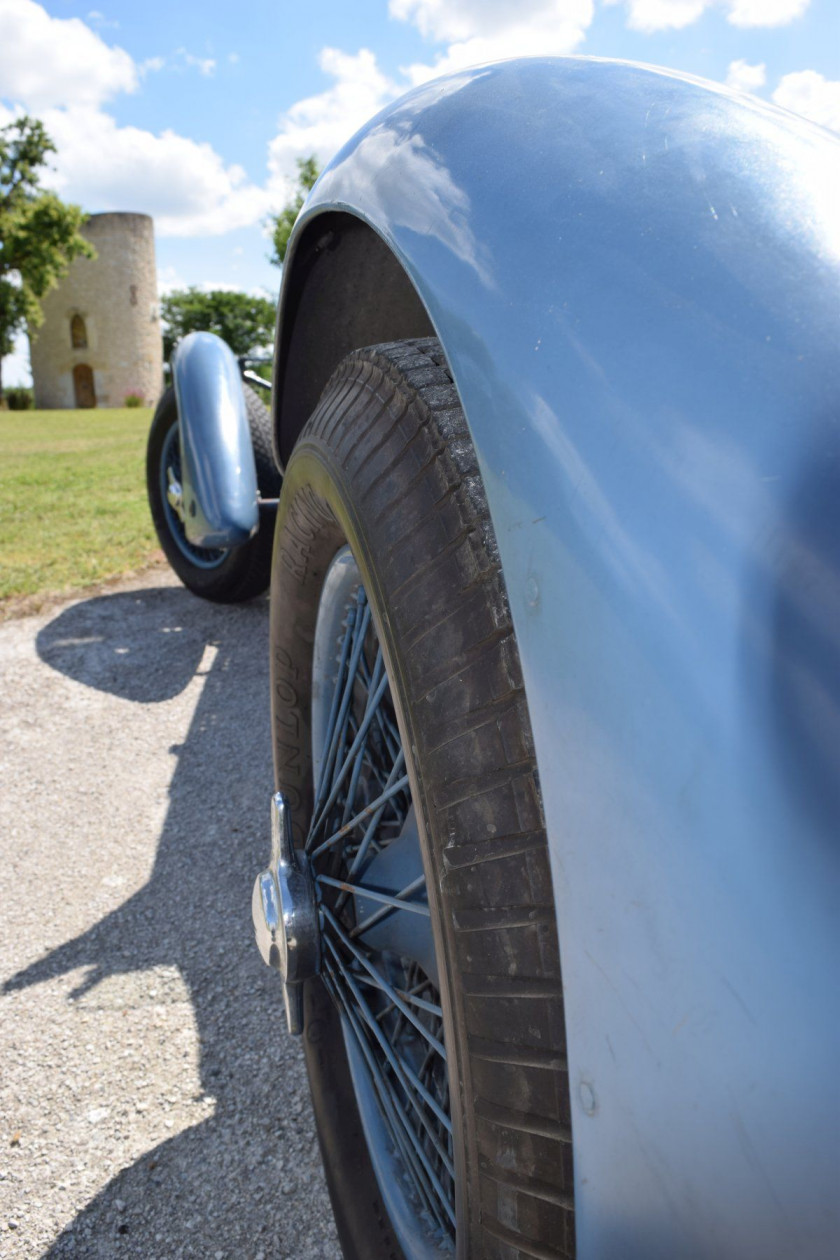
274;58;840;1259
172;331;259;548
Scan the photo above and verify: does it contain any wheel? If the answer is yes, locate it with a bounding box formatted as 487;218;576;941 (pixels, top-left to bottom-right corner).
268;339;574;1258
146;384;280;603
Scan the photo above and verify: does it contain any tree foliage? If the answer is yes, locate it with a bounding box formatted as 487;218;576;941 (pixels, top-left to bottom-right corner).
0;116;94;393
160;287;276;362
267;155;320;268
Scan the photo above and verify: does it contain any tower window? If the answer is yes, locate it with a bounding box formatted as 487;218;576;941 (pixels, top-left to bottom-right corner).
70;314;87;349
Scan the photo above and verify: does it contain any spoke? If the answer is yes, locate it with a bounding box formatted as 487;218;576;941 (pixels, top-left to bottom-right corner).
312;594;372;823
354;971;444;1019
360;728;401;795
321;904;447;1062
375;975;439;1025
341;649;385;825
349;873;429;937
324;945;451;1143
418;1045;439;1088
316;873;430;917
309;566;455;1242
319;589;370;786
323;941;455;1175
308;761;407;858
358;653;402;768
312;602;356;816
325;962;455;1223
322;965;453;1233
311;668;391;838
335;751;407;893
373;709;401;769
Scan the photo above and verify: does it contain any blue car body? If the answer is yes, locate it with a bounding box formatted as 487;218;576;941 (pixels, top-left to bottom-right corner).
191;56;840;1259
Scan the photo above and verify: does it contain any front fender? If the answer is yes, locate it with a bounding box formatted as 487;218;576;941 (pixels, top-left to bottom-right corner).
172;332;259;548
275;58;840;1259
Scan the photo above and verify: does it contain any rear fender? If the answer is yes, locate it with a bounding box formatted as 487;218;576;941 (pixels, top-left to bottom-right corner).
272;58;840;1260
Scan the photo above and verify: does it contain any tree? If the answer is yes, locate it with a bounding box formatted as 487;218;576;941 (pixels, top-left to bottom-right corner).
160;288;276;362
267;155;320;268
0;116;94;397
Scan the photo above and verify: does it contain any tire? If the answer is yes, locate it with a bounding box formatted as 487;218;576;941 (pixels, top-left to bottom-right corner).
146;384;280;603
270;339;574;1259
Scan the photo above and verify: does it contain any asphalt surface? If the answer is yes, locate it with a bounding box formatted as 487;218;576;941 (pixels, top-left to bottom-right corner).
0;570;340;1260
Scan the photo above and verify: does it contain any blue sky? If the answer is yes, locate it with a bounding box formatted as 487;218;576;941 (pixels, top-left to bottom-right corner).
2;0;838;384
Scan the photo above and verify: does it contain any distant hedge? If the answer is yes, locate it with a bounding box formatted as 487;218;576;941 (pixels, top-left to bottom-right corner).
3;387;34;410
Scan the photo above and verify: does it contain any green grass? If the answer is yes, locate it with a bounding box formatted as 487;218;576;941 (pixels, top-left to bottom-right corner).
0;406;162;607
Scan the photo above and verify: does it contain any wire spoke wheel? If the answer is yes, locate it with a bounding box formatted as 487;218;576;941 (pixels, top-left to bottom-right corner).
146;384;279;602
309;546;455;1256
159;421;227;568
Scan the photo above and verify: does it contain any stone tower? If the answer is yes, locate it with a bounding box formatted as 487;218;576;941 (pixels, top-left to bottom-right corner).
30;212;163;409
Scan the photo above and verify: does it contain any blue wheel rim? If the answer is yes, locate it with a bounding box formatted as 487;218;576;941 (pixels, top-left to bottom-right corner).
308;546;456;1257
159;422;227;569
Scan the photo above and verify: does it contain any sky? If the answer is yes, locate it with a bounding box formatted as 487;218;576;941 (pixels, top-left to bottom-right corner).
1;0;839;386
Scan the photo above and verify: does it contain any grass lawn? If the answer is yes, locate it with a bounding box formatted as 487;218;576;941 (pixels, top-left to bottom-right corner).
0;406;163;611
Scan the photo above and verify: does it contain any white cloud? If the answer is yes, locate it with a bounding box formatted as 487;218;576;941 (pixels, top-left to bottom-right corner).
157;272;274;301
157;265;186;296
138;49;217;79
139;55;165;76
39;106;270;236
726;0;810;27
604;0;810;32
773;70;840;132
0;6;265;237
0;0;135;109
725;59;767;93
608;0;706;31
86;9;119;30
0;94;265;236
177;49;216;77
392;0;593;83
267;47;396;197
196;281;244;292
391;0;585;42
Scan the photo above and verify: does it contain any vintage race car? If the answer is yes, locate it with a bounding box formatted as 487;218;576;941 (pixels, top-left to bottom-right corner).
146;57;840;1260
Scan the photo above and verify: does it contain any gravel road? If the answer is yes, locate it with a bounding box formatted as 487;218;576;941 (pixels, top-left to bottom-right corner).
0;571;340;1260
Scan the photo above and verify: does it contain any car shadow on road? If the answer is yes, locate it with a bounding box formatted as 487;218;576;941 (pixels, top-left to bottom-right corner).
3;584;337;1259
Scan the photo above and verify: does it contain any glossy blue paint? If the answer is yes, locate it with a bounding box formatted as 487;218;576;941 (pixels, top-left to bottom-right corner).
172;331;259;548
277;59;840;1258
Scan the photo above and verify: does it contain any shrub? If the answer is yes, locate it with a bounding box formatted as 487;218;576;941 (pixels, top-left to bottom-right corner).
4;387;34;410
124;393;144;407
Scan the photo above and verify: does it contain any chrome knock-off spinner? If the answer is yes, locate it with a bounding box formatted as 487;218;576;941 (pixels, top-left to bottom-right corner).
252;793;320;1035
165;466;185;523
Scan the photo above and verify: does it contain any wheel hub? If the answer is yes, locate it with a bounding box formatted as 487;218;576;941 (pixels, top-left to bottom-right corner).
165;465;185;522
251;792;320;1034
